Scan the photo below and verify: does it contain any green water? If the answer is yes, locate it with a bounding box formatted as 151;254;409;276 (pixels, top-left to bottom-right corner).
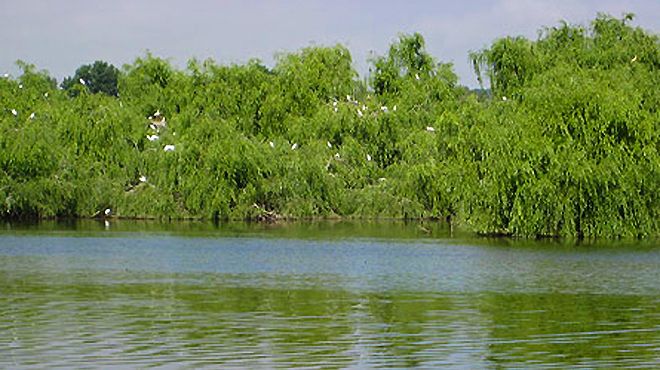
1;220;658;368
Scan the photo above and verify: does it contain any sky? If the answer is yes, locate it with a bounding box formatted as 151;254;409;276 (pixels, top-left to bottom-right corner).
1;0;658;88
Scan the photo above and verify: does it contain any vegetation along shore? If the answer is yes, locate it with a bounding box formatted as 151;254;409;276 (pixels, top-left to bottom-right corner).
1;14;657;239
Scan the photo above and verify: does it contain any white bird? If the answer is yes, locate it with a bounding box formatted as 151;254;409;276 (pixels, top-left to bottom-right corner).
378;177;386;182
104;208;112;216
269;141;275;148
291;143;298;150
332;101;338;107
415;73;420;80
29;112;35;120
18;84;23;89
139;175;147;183
11;109;17;116
79;78;86;85
333;107;338;113
502;96;508;101
44;92;48;98
366;154;372;161
357;109;363;117
327;141;332;148
346;95;352;102
362;104;367;111
426;126;435;132
380;106;389;113
393;105;397;111
147;135;159;141
164;144;175;152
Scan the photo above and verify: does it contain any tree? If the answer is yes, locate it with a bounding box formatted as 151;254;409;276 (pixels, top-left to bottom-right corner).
15;60;57;91
370;33;437;96
61;60;119;97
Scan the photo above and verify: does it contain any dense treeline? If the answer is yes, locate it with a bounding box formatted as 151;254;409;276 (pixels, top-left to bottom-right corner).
1;14;658;239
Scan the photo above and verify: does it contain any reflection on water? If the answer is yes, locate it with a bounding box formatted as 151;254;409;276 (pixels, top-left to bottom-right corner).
0;221;658;368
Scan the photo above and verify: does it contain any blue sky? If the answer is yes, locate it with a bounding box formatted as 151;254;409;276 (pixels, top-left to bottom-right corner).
1;0;658;87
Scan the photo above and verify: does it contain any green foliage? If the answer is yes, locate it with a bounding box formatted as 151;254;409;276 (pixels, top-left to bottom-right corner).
465;13;658;238
1;14;657;239
62;60;119;97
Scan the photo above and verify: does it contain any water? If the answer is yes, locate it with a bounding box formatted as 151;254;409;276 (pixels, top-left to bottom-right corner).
1;220;658;368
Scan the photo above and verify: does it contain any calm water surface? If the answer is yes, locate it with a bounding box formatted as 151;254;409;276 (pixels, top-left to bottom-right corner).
0;220;658;368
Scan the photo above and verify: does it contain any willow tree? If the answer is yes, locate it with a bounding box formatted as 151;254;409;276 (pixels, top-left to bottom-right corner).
465;13;659;238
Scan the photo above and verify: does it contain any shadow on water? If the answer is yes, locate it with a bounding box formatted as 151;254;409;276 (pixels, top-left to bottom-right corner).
4;218;657;247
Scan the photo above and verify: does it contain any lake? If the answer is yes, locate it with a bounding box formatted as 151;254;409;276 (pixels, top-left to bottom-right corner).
1;220;658;368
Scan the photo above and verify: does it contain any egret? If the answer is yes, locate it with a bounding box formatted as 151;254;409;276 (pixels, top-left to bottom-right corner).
380;106;388;113
269;141;275;148
104;208;112;216
362;104;367;111
502;96;508;101
333;107;338;113
44;92;48;98
327;141;332;148
29;112;35;120
79;78;86;85
139;175;147;183
164;144;175;151
357;109;363;118
426;126;435;132
415;73;420;80
11;109;17;116
147;135;159;141
393;105;397;111
291;143;298;150
366;154;372;161
346;95;351;102
18;84;23;89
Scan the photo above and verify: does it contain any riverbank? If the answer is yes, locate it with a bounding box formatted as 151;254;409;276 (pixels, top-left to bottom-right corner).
1;14;657;239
